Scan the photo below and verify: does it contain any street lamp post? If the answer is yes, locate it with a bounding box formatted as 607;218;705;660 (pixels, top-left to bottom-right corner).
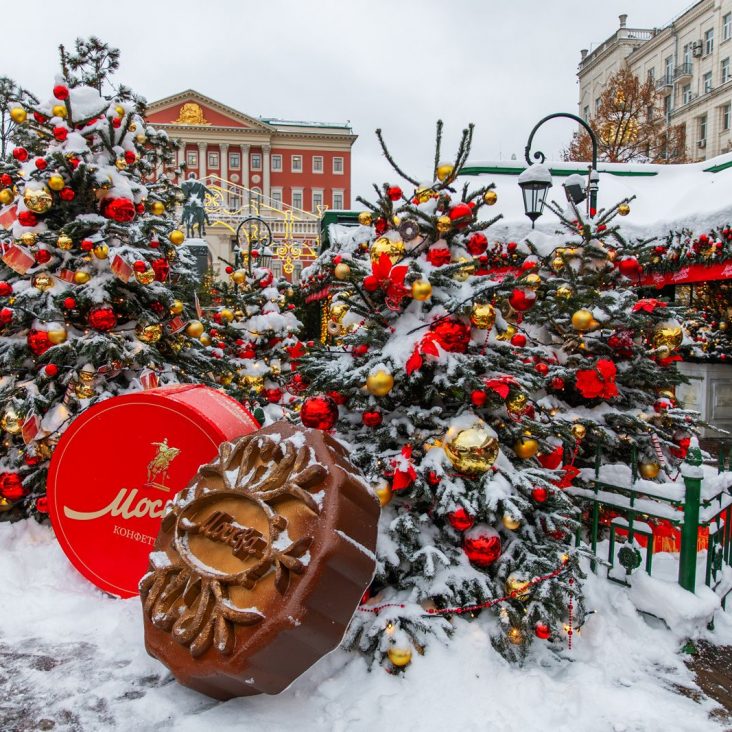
521;112;599;225
235;215;274;273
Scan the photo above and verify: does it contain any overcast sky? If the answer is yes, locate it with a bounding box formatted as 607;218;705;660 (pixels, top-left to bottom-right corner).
8;0;690;200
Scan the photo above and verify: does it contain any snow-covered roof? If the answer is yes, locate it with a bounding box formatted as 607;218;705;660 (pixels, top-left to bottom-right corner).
461;152;732;240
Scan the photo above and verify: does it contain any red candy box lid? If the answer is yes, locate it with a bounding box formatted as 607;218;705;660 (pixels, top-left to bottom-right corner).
47;385;259;598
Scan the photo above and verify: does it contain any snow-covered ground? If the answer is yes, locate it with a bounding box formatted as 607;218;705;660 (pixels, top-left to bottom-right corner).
1;520;730;732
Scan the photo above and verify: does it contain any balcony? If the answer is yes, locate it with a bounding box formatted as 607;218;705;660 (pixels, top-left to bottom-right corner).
674;62;693;82
656;74;674;95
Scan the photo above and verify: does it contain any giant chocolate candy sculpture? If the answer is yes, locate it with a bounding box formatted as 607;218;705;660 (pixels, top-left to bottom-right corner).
140;422;379;699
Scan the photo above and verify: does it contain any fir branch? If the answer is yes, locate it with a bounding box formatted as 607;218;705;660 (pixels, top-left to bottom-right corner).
375;128;419;186
433;119;443;180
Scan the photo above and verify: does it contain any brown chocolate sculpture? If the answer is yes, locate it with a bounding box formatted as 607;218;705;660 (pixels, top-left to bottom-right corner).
140;422;379;699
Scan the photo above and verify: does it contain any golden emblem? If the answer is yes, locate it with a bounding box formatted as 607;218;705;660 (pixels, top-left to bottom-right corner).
174;102;210;126
146;438;181;491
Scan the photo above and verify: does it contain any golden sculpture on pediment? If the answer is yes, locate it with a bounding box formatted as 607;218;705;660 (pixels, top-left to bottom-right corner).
174;102;211;126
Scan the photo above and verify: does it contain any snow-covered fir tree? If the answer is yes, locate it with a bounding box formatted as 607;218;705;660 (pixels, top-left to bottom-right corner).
0;40;225;520
298;124;586;669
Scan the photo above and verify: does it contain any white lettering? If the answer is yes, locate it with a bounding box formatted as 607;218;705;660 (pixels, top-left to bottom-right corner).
64;488;165;521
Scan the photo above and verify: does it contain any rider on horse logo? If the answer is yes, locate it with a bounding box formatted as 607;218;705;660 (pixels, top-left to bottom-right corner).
146;438;181;492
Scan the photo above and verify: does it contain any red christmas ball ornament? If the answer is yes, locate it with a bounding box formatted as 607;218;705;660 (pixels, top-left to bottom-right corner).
427;246;451;267
63;297;76;310
225;265;234;274
448;507;475;532
133;260;147;273
352;344;368;357
35;249;51;264
80;239;93;251
507;242;518;253
466;232;488;256
531;486;548;503
88;305;117;331
33;112;46;124
300;394;339;430
535;362;549;376
53;126;68;142
35;495;49;513
18;210;38;227
135;203;145;214
0;307;13;324
362;409;383;427
27;329;51;356
124;150;137;164
67;156;80;170
432;318;471;353
151;258;170;282
264;387;283;404
53;84;69;100
12;147;28;162
258;270;274;288
617;256;641;278
510;333;527;347
426;471;441;487
101;197;136;223
508;288;536;312
0;174;12;187
448;202;473;229
550;377;565;391
0;282;11;297
35;158;47;170
0;472;25;501
363;275;379;292
535;622;551;640
462;525;501;568
59;187;75;201
149;239;160;249
387;186;402;201
327;390;347;405
471;389;488;407
251;250;260;259
374;217;388;235
112;117;122;129
43;363;59;378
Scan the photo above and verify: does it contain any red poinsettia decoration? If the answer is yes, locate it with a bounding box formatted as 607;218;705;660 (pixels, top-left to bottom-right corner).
391;445;417;491
632;298;667;313
553;464;580;489
484;375;519;399
575;359;619;400
364;253;409;309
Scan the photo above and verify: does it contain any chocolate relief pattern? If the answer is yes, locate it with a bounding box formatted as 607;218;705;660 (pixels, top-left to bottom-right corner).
139;433;328;658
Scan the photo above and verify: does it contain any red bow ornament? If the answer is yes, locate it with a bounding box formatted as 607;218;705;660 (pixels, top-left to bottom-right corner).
575;359;619;400
391;445;417;491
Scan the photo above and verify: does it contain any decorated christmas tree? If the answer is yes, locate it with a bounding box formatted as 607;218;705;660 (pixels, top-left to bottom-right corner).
298;124;586;668
0;40;225;520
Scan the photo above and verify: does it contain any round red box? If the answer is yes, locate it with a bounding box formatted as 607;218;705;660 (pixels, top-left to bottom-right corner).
47;385;259;598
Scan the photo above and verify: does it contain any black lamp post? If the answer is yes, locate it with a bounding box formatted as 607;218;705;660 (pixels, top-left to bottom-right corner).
521;112;599;224
235;215;273;273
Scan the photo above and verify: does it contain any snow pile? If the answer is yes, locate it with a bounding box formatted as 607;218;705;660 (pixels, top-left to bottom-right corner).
1;521;730;731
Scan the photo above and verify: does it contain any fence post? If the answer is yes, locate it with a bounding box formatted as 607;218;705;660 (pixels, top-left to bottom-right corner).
679;441;703;593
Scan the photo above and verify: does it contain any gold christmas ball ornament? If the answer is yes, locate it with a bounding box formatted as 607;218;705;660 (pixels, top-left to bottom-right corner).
169;229;185;246
92;243;109;259
329;302;349;323
48;175;65;191
556;285;573;299
219;308;235;323
199;333;212;347
1;409;21;434
115;105;125;117
366;369;395;397
506;573;531;599
185;320;205;338
135;268;155;285
513;436;539;459
370;236;405;265
435;162;455;182
618;203;631;216
506;392;528;416
115;158;127;171
452;257;475;282
0;189;14;205
374;479;393;507
136;323;163;343
75;382;96;400
32;273;54;291
73;271;91;285
411;279;433;301
571;423;587;440
444;422;500;474
231;269;247;285
639;461;661;479
571;309;594;332
150;201;165;215
470;302;496;330
502;514;521;531
334;262;351;280
387;646;412;667
551;256;565;273
523;273;541;290
653;324;683;352
78;368;95;384
483;190;498;206
52;104;67;118
169;300;184;315
47;326;67;345
436;215;452;234
242;374;265;393
357;211;373;226
23;187;53;214
56;235;73;250
496;324;517;341
9;107;26;124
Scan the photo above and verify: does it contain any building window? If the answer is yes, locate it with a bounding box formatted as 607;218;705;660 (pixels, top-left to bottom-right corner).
312;189;323;210
271;187;283;205
291;155;303;173
271;154;282;171
312;156;324;173
207;152;219;168
583;105;590;120
186;150;198;167
699;113;707;142
664;55;673;82
704;70;713;93
663;95;672;125
229;152;240;169
251;153;262;171
333;156;344;174
723;104;731;131
291;188;303;209
647;67;655;82
683;44;692;65
723;57;731;83
332;190;344;209
594;97;601;114
705;28;714;56
682;83;692;105
724;13;732;42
